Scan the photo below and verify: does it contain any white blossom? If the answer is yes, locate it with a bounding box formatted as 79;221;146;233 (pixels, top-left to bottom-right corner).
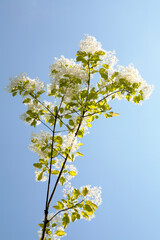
62;132;80;155
53;158;78;184
80;185;102;206
20;99;43;125
63;182;74;197
79;35;103;54
116;64;153;100
101;50;118;69
48;56;87;101
29;131;52;159
79;35;118;71
6;73;45;96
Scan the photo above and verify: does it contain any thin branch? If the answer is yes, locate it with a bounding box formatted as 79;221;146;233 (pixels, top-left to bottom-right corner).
41;113;58;240
58;153;66;160
48;200;83;222
62;109;81;117
55;130;69;133
47;110;86;207
29;93;56;118
96;90;121;105
39;119;53;132
29;93;69;130
41;94;66;240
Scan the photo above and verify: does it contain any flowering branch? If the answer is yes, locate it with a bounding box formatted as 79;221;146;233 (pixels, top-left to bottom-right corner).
6;35;153;240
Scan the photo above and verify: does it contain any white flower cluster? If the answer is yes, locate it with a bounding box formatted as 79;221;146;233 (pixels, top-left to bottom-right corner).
20;100;43;125
79;35;118;70
48;56;87;100
62;182;74;197
101;50;118;69
79;35;103;54
6;73;45;96
42;100;56;122
62;132;80;155
62;183;102;221
29;131;80;158
29;131;52;159
116;64;153;100
29;131;79;182
63;183;102;207
80;185;102;206
53;158;78;184
49;56;87;82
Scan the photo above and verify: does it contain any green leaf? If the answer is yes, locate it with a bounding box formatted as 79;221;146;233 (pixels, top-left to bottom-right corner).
82;187;88;196
99;68;108;79
46;228;51;235
109;112;120;117
77;130;84;138
55;230;65;236
12;91;17;96
57;201;64;209
73;188;81;199
68;171;77;176
64;114;72;119
89;116;94;122
38;223;44;228
83;204;93;213
51;223;57;228
60;107;64;114
71;212;77;222
95;50;105;55
76;152;83;156
51;170;59;175
126;94;131;101
85;200;97;210
33;163;42;169
81;211;89;219
52;149;58;158
53;205;60;210
23;98;31;103
76;56;88;65
104;113;108;118
62;213;70;229
102;64;109;69
71;212;80;222
76;51;87;57
54;136;63;145
80;90;88;99
78;142;83;146
69;119;74;126
37;172;43;181
60;176;66;185
54;106;58;114
31;119;37;127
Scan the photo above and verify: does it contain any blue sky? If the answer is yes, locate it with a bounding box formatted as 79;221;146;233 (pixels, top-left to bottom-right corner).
1;0;160;239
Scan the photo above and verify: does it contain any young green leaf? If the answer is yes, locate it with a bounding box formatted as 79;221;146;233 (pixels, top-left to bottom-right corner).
55;230;65;236
62;213;70;229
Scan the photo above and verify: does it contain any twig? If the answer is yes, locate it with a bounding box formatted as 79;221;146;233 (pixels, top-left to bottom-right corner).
48;200;83;222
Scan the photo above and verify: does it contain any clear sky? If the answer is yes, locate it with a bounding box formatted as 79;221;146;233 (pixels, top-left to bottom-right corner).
1;0;160;239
